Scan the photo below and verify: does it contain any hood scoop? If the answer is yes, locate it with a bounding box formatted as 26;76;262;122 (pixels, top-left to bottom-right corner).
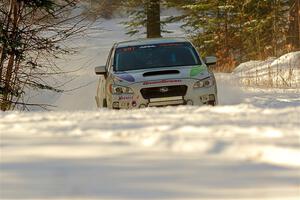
143;70;180;77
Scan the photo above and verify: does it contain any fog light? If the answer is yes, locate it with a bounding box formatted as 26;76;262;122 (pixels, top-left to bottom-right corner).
132;101;137;107
113;102;119;108
200;95;209;102
139;104;147;108
186;100;194;105
209;94;215;101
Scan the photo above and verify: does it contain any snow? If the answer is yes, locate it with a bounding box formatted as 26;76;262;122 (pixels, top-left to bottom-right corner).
1;74;300;199
1;106;300;199
1;18;300;200
233;52;300;88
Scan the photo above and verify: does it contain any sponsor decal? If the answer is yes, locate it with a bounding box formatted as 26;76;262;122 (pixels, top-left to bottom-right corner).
118;47;136;52
159;43;181;47
117;43;185;53
139;45;156;49
114;78;123;83
143;79;181;85
116;73;135;82
190;65;206;77
118;95;134;101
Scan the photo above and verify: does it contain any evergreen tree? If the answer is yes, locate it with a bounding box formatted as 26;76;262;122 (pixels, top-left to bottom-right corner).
287;0;300;50
175;0;292;71
87;0;163;38
242;0;290;58
179;0;241;71
122;0;162;38
89;0;297;70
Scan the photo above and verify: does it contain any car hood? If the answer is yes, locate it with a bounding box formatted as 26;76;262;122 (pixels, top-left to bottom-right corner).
112;65;211;85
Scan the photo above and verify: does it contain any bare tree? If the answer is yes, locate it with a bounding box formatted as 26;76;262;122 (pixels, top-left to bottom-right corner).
0;0;87;111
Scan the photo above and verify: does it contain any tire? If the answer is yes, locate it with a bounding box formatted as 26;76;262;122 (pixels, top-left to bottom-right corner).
103;99;107;108
208;100;216;106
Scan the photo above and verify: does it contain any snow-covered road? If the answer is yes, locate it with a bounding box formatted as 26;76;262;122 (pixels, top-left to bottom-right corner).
1;73;300;200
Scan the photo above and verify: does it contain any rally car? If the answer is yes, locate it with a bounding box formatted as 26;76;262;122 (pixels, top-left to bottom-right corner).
95;37;218;109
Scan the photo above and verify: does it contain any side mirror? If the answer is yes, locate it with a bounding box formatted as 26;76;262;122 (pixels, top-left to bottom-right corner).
205;56;217;66
95;66;106;75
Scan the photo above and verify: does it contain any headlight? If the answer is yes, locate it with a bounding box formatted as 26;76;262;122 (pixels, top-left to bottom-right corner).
193;76;215;88
112;85;134;94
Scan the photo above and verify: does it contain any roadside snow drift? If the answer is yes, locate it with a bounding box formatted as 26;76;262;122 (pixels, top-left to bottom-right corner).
233;52;300;88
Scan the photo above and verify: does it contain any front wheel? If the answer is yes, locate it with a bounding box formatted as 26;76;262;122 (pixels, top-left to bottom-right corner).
103;99;107;108
207;100;216;106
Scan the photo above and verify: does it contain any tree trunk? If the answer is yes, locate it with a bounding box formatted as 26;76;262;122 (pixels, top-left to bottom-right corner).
288;0;300;50
297;0;300;49
0;0;13;88
1;0;20;111
273;0;278;56
146;0;161;38
0;47;5;85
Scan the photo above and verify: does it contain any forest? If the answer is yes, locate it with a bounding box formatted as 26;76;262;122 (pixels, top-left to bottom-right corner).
88;0;300;71
0;0;299;110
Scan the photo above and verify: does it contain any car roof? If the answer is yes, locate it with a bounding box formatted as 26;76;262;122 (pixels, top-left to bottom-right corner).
116;37;189;48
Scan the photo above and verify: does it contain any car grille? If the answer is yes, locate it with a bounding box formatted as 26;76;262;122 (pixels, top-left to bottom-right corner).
140;85;188;99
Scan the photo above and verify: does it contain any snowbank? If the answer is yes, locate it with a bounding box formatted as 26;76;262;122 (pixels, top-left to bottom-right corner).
233;52;300;88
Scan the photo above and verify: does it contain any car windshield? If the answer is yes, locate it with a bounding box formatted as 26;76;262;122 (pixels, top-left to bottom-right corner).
114;42;201;71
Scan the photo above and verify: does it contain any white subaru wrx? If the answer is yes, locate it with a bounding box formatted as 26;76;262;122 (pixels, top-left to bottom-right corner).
95;38;218;109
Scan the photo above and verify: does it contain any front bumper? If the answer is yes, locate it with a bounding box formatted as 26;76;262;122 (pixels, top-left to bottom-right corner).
108;79;218;109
